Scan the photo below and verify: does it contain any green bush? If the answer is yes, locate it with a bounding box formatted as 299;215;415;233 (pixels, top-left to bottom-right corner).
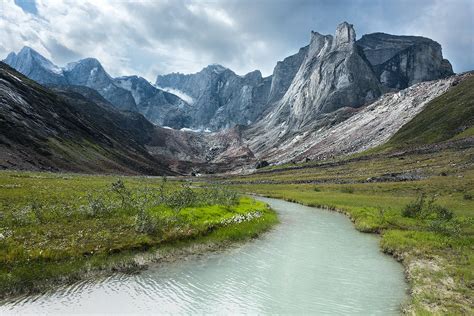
134;209;164;235
402;194;425;218
402;194;453;221
110;179;131;208
79;193;115;218
430;204;454;221
428;219;462;236
164;183;197;215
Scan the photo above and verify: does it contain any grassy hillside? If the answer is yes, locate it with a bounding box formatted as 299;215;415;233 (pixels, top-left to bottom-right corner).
0;171;277;298
379;74;474;150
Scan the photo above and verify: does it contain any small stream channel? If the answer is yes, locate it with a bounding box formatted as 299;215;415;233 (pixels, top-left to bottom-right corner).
1;197;407;314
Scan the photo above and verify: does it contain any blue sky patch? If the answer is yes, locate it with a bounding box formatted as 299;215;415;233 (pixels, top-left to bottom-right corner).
14;0;38;15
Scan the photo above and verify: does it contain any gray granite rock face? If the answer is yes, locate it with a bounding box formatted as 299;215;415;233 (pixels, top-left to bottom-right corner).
267;45;308;103
357;33;454;89
156;65;272;130
270;22;382;128
3;47;67;85
244;22;383;155
114;75;191;129
63;58;138;112
3;48;193;125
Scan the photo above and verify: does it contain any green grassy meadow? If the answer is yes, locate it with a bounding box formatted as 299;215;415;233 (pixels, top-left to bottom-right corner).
0;171;277;298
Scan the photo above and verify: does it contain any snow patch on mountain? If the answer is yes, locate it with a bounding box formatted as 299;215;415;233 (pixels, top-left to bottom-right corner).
156;85;195;105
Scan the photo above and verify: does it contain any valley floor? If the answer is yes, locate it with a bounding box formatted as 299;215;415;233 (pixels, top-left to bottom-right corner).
223;146;474;314
0;146;472;314
0;172;277;299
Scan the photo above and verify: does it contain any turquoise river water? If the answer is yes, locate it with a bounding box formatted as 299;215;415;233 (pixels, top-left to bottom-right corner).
0;197;407;314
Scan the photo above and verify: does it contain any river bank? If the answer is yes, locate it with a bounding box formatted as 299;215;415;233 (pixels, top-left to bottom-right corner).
1;197;406;314
234;184;473;314
0;171;278;300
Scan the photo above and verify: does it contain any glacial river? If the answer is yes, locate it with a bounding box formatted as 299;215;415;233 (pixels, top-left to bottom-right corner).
1;197;407;314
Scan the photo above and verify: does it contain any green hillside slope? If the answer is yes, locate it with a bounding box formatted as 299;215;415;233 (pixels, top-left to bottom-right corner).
381;74;474;150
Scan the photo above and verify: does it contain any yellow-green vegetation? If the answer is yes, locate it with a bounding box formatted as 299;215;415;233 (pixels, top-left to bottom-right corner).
379;75;474;150
228;147;473;184
0;171;277;298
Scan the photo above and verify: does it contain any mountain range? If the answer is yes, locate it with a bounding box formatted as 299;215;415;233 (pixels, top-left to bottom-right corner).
2;22;471;175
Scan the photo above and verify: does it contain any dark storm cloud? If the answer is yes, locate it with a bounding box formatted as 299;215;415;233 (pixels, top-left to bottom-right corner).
2;0;473;80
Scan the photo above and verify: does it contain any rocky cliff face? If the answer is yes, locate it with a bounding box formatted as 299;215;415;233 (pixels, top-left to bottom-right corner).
357;33;454;89
247;22;383;150
2;48;195;125
63;58;138;112
156;65;272;130
255;75;461;164
3;47;67;85
114;75;192;128
267;46;308;103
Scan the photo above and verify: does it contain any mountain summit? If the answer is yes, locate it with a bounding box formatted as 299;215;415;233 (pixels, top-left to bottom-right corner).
3;22;454;135
4;46;67;85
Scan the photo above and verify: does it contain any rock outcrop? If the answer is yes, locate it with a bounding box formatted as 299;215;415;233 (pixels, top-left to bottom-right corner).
156;65;272;130
3;47;67;85
357;33;454;89
114;75;191;128
246;22;383;150
63;58;138;111
267;45;308;103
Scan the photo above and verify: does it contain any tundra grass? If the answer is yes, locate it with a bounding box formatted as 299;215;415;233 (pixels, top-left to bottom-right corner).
0;170;277;299
378;75;474;150
231;174;473;314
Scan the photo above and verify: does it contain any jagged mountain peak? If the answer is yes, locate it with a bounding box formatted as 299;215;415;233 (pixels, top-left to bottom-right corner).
64;57;104;73
18;46;38;55
16;46;61;73
3;46;65;84
334;21;356;47
204;64;228;73
308;31;333;59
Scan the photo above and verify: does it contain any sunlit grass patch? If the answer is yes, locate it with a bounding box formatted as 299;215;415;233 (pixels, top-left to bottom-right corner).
0;171;277;298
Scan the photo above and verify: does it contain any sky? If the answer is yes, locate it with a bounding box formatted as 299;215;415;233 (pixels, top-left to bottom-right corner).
1;0;473;81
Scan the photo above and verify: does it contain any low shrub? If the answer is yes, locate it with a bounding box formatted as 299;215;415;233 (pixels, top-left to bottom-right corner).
402;194;453;220
402;194;425;218
79;193;115;218
110;179;132;208
428;219;462;237
134;209;164;235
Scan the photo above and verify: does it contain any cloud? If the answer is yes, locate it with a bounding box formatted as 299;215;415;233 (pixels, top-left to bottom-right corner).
1;0;472;81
